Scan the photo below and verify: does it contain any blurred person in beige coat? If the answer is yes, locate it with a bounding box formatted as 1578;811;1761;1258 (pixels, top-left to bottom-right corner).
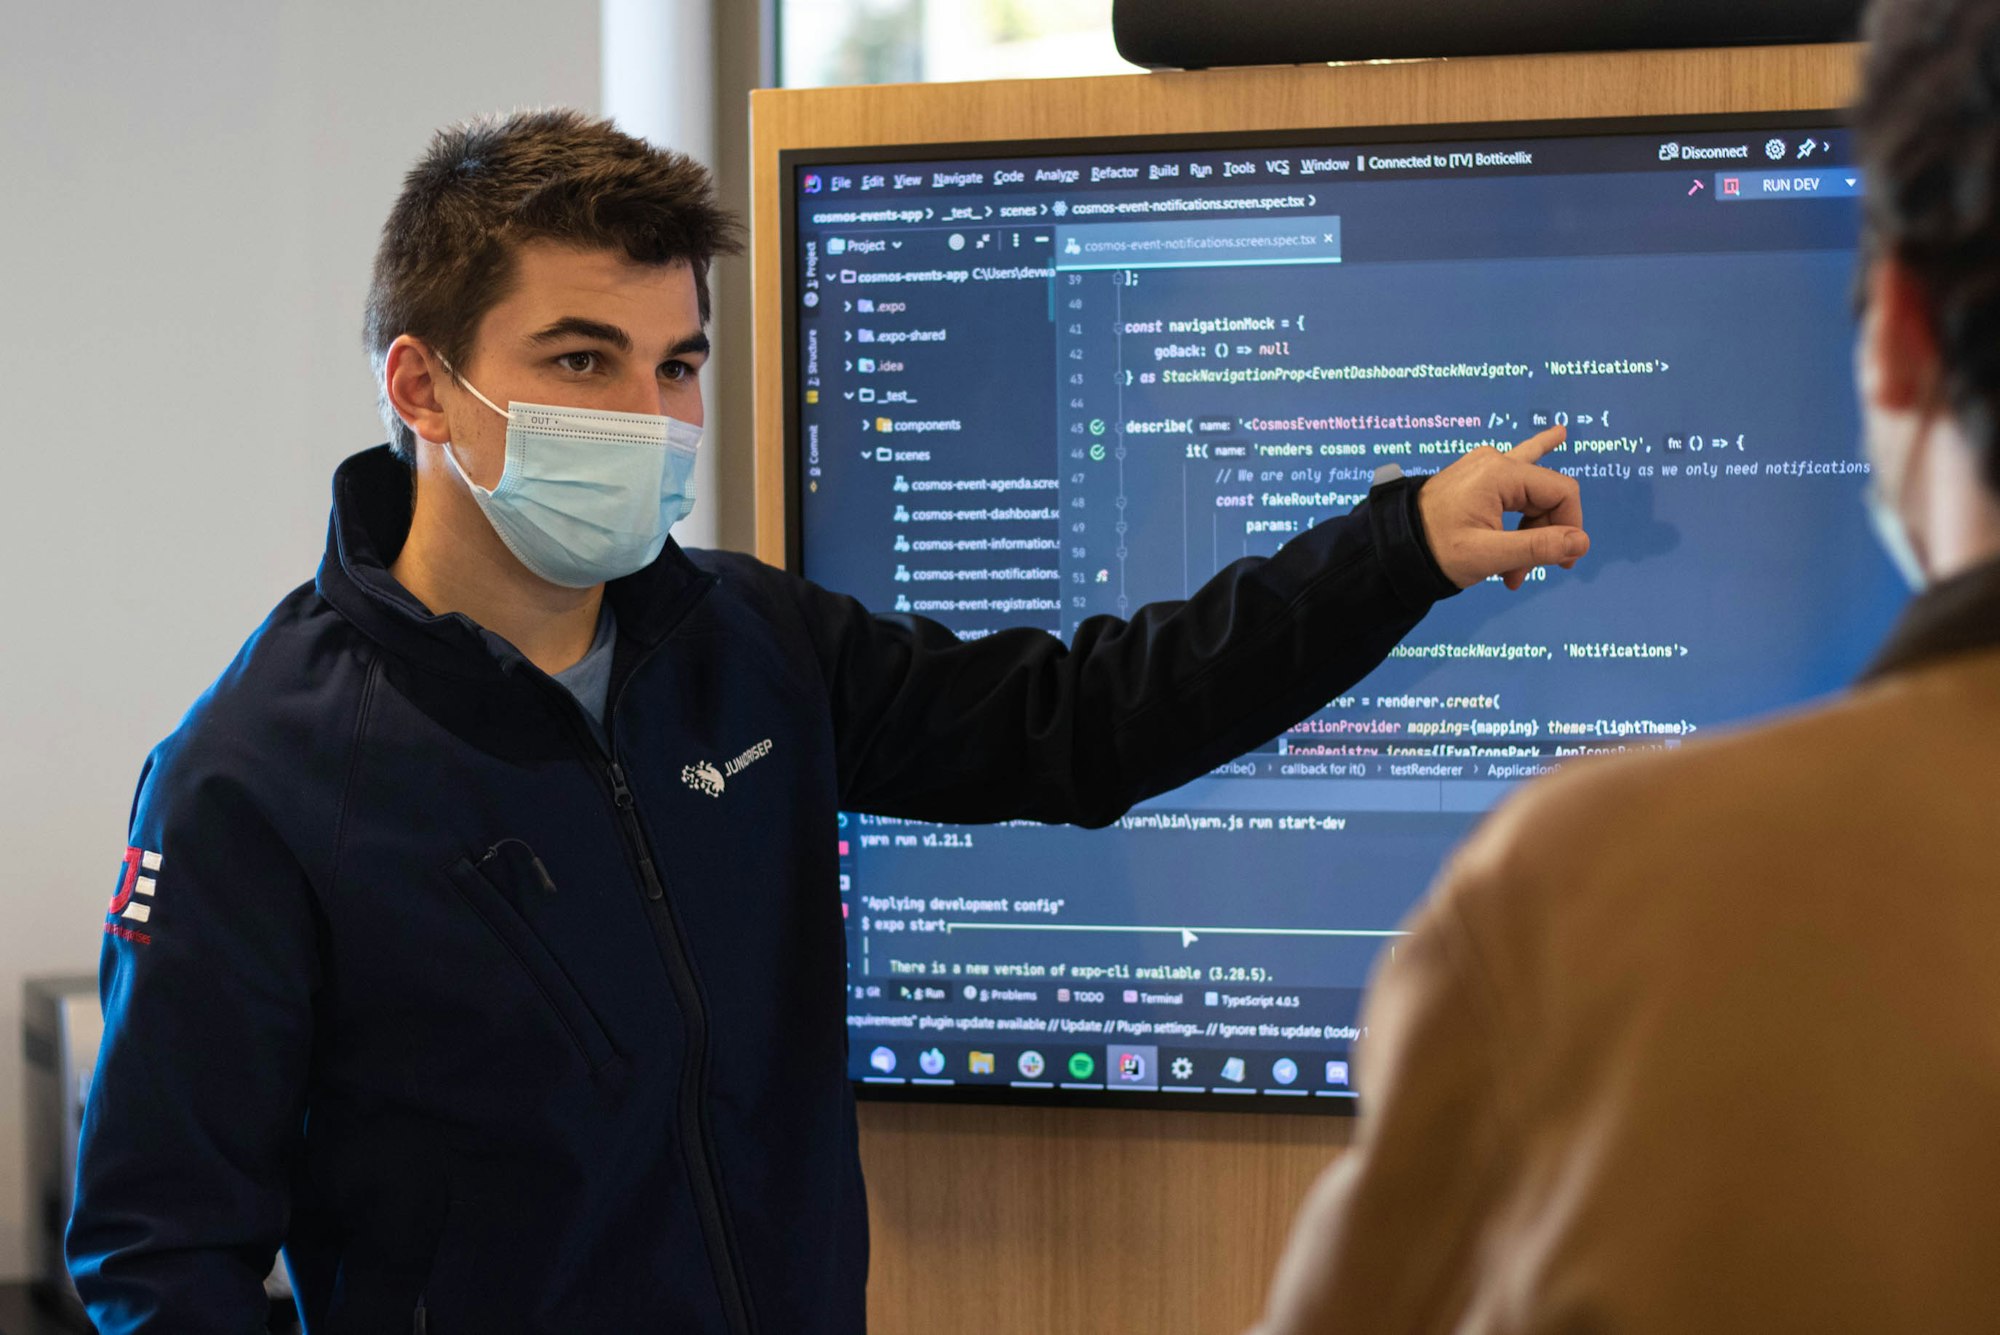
1251;1;2000;1330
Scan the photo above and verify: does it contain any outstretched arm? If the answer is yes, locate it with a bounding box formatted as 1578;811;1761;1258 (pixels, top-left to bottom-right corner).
795;427;1584;825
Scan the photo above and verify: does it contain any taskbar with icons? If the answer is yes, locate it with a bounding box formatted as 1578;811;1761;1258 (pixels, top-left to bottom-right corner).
852;1041;1358;1111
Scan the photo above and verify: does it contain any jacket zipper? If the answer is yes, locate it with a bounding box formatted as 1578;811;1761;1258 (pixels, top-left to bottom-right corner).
528;575;755;1335
598;749;755;1335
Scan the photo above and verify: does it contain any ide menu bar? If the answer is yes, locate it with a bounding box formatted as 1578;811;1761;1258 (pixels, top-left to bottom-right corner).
795;127;1851;204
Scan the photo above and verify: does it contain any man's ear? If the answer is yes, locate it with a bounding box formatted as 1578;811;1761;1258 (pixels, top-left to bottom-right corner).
1861;254;1943;415
385;335;452;446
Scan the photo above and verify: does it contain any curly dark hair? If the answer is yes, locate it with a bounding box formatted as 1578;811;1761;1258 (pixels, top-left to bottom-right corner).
1859;0;2000;489
363;108;744;460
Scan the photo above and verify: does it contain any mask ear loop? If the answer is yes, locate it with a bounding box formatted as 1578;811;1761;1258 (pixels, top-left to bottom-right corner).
430;351;514;491
433;352;513;422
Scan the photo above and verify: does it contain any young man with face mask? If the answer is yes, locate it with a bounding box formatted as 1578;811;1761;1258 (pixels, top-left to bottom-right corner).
66;110;1588;1334
1249;3;2000;1330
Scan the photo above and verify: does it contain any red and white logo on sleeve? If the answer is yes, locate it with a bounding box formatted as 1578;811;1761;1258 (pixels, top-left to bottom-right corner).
106;846;163;944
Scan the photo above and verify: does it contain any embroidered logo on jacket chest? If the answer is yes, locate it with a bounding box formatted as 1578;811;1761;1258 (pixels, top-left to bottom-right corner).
682;738;773;798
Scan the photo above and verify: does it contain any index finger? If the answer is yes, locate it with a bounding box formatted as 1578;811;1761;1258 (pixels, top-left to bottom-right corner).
1504;424;1567;465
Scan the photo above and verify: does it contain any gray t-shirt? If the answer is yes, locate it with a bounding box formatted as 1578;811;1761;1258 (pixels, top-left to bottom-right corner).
551;603;618;749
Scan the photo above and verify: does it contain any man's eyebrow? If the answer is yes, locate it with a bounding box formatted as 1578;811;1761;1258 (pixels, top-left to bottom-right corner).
525;317;632;352
524;318;709;361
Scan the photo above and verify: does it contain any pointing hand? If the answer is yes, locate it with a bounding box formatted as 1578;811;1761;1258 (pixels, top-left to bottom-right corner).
1416;426;1589;590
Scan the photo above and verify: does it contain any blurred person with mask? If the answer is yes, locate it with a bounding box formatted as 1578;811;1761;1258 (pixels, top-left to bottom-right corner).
1250;2;2000;1330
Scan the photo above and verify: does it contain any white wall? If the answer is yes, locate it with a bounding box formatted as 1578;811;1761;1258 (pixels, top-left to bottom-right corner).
0;0;599;1280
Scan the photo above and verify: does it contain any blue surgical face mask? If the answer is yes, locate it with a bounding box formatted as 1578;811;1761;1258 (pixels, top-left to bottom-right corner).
438;363;701;588
1855;331;1934;592
1864;481;1928;591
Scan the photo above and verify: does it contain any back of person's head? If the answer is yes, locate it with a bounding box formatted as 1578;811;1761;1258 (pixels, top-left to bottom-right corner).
363;108;743;461
1860;0;2000;493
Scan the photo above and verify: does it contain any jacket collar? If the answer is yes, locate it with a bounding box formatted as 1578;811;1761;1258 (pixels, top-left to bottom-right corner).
1860;552;2000;683
315;446;714;682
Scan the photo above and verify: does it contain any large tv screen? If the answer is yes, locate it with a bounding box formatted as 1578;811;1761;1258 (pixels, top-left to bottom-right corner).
782;114;1904;1112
